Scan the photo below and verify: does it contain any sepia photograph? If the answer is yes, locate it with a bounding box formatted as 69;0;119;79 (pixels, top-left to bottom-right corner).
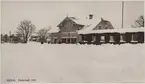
1;0;145;83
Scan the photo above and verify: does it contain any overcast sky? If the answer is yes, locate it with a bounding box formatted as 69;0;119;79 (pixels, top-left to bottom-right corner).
1;1;144;34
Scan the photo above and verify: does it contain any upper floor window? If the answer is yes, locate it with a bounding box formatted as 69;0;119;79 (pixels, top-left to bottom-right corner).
99;26;102;29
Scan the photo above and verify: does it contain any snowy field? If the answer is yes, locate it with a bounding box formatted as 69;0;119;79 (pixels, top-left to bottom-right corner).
1;43;145;83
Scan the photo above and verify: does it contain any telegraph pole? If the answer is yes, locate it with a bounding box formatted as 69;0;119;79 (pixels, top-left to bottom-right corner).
9;31;11;43
122;1;124;28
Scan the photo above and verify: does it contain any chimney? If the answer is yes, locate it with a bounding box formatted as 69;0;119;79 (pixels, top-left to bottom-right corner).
101;17;104;21
89;14;93;19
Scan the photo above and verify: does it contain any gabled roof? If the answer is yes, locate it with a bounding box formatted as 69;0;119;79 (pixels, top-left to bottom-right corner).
56;16;107;33
57;16;91;27
92;19;114;30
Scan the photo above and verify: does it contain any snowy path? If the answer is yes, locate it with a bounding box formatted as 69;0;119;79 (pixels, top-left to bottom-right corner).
1;43;145;83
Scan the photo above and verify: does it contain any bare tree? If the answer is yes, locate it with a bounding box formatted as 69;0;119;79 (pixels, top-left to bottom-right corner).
1;34;9;43
37;27;51;44
16;20;36;43
132;15;144;28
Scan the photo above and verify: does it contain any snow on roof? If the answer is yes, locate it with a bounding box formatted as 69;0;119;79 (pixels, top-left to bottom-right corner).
58;16;100;26
78;27;145;34
78;19;101;34
68;17;101;26
68;17;89;25
48;27;59;33
31;33;38;36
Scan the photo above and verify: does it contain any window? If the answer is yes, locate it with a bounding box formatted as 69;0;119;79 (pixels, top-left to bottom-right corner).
99;26;102;29
105;27;108;29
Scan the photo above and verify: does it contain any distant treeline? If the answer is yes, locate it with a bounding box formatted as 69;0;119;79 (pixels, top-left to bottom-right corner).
1;34;23;43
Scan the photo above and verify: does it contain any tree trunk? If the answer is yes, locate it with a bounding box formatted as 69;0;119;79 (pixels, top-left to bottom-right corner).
23;37;28;43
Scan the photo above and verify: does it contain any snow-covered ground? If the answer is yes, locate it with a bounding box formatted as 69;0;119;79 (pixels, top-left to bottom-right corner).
1;43;145;83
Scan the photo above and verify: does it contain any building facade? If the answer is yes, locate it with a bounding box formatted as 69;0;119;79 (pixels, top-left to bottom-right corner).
50;15;114;44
